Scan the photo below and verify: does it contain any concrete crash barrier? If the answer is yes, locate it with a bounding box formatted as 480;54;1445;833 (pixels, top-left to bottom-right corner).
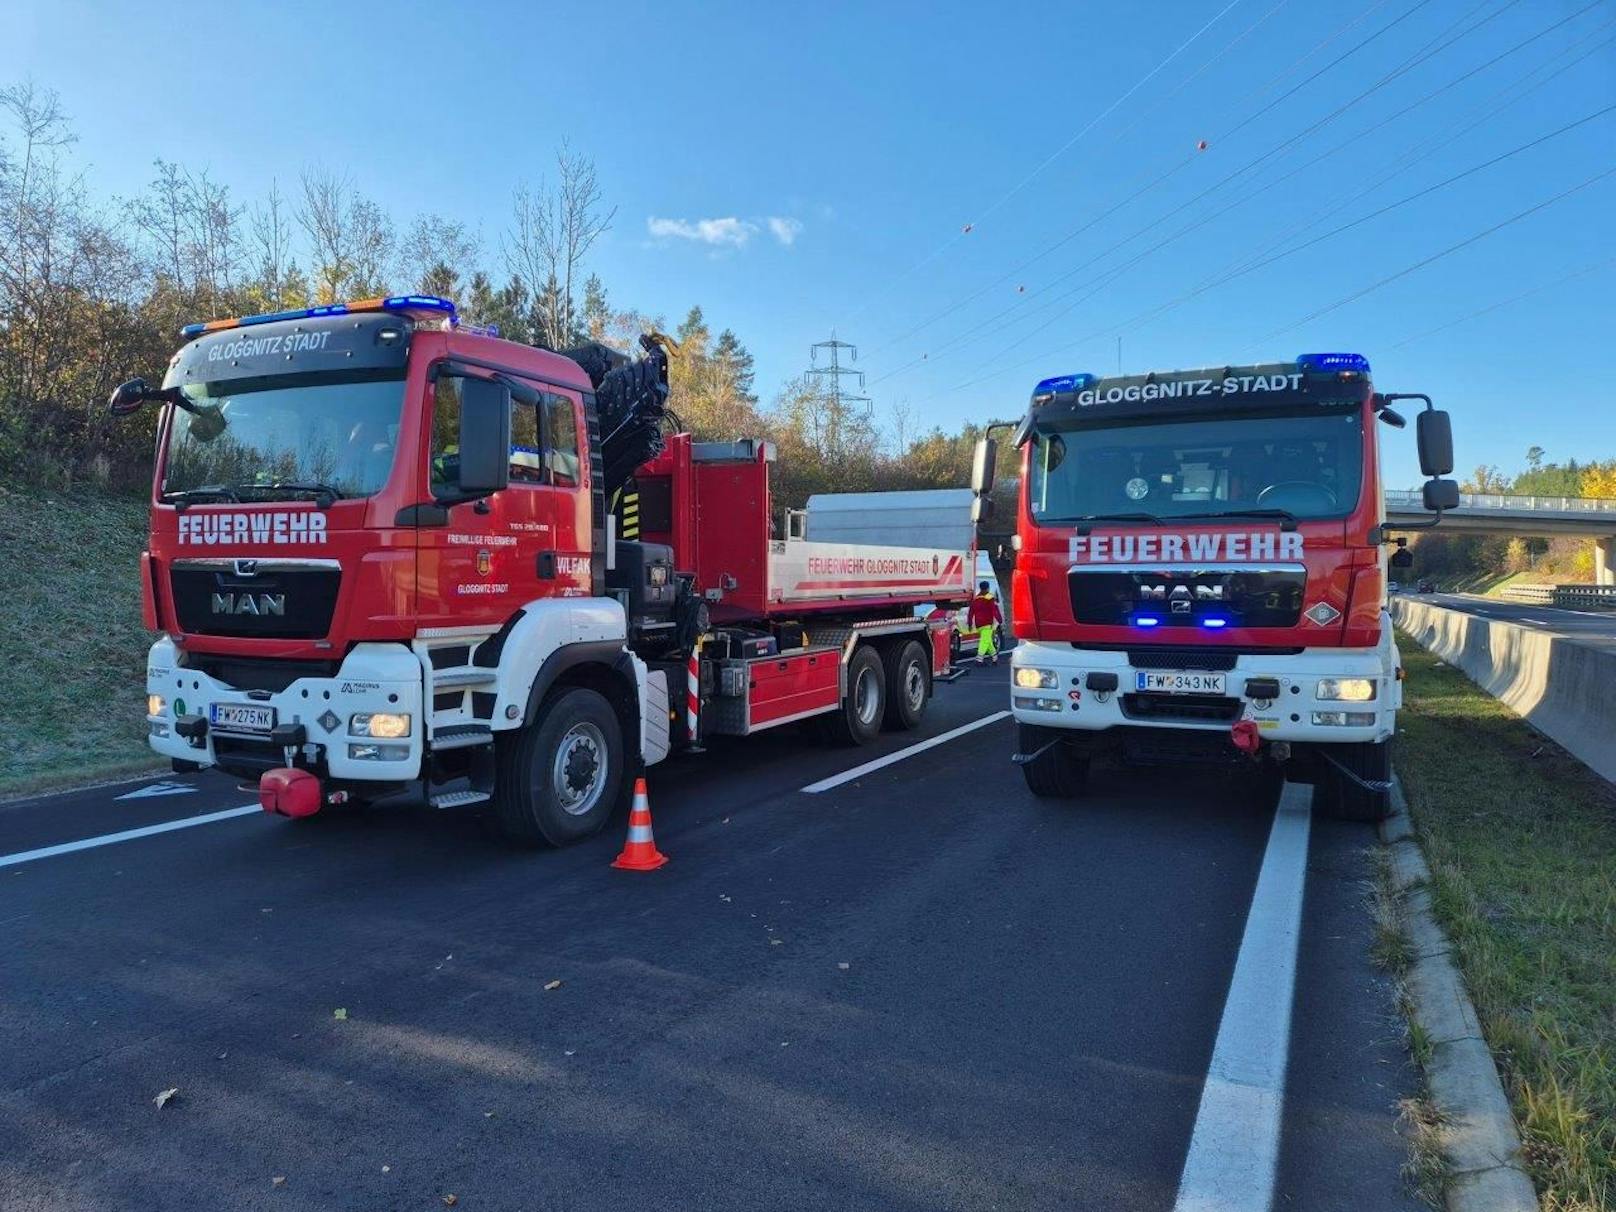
1391;598;1616;784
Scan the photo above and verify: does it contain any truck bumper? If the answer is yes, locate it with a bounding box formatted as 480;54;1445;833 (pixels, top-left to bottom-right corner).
144;637;425;782
1009;640;1396;746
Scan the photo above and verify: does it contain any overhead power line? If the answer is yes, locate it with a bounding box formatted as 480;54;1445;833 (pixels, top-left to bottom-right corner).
1263;164;1616;338
1389;255;1616;348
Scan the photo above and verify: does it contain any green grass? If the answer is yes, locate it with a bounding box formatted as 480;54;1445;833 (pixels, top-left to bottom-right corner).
1395;635;1616;1211
0;486;163;797
1425;569;1541;596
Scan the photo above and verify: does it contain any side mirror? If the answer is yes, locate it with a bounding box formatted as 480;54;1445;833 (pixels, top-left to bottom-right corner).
971;437;997;495
109;378;151;417
1390;547;1414;569
455;376;512;497
1423;478;1459;512
1416;409;1453;477
972;495;995;524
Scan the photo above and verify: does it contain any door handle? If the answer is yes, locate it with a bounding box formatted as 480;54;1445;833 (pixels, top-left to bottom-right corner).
537;551;556;579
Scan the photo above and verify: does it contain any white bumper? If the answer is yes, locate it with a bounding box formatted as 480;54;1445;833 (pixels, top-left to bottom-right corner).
144;636;425;780
1009;639;1398;744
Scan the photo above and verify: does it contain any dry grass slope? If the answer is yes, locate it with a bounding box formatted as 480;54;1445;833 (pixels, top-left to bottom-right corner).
0;486;162;796
1395;636;1615;1211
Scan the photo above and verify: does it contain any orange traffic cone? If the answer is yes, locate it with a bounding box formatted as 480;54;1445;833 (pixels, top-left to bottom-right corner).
611;777;668;871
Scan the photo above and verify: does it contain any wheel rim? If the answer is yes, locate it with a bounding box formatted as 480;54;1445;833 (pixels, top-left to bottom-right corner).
854;666;880;726
904;661;926;712
551;722;608;816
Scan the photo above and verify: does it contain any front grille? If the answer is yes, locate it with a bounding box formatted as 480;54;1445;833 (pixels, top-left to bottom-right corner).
1070;566;1305;628
1128;648;1240;672
171;564;340;639
187;655;340;692
1120;693;1242;723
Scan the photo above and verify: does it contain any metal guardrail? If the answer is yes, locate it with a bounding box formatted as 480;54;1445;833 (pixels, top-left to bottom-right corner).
1385;489;1616;514
1501;583;1616;610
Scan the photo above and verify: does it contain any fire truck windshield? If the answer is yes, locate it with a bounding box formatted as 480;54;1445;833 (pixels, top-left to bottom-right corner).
161;372;406;503
1028;409;1363;524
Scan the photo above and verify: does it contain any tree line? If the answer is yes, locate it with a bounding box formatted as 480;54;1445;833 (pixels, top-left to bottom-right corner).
0;80;1004;508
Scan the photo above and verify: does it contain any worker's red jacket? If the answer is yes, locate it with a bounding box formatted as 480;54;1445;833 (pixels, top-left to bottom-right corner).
965;595;1002;629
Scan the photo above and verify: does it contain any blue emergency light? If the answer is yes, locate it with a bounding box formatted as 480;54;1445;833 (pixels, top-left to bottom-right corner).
1296;352;1370;373
1032;372;1098;402
1133;615;1161;629
1200;617;1228;630
180;295;458;338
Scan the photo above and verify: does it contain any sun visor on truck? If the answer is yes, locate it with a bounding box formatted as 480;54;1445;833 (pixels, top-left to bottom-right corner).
1027;361;1366;429
163;313;412;389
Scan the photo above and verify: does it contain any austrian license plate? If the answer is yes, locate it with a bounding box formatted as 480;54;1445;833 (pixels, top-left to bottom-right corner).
1136;671;1227;695
210;703;276;734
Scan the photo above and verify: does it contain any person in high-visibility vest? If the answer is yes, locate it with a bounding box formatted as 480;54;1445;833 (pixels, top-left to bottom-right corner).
965;581;1003;665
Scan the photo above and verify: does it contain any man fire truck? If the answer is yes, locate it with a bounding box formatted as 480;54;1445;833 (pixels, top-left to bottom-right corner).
111;296;976;845
995;354;1457;820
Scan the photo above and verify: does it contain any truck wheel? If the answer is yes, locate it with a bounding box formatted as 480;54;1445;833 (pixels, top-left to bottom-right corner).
815;645;886;746
882;640;930;731
1319;739;1391;822
1018;724;1089;798
494;686;625;846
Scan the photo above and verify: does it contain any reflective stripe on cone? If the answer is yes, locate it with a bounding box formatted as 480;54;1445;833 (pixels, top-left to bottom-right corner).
611;777;668;871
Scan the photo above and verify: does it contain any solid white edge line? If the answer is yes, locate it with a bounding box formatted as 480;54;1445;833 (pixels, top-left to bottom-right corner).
1173;781;1313;1212
0;804;262;869
801;711;1011;794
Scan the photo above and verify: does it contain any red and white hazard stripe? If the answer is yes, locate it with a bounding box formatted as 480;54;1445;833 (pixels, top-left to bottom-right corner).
686;638;702;743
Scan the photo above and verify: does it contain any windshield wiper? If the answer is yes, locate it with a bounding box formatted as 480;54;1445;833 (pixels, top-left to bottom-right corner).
161;484;241;508
242;481;343;508
1181;507;1299;532
1074;511;1164;535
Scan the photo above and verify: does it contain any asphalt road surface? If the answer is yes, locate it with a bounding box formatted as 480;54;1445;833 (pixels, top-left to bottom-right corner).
1;667;1420;1211
1413;590;1616;652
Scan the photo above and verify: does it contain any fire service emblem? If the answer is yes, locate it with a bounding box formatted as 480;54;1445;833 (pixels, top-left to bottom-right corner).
476;549;493;577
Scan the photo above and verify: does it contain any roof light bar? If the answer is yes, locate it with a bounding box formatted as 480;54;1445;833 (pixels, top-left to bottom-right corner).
1296;352;1370;373
180;295;458;339
1032;372;1098;404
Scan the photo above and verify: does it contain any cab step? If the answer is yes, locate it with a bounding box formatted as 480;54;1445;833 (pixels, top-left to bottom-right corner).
433;668;498;689
429;789;492;810
431;724;494;751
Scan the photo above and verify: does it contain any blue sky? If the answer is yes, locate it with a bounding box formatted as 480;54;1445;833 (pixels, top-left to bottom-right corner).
4;0;1613;489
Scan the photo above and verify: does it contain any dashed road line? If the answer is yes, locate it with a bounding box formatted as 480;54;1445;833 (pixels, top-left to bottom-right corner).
1173;781;1313;1212
801;711;1011;794
0;804;261;869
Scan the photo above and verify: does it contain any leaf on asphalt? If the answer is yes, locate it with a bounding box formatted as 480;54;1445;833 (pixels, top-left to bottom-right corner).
271;1176;286;1187
837;962;850;970
769;938;783;946
153;1087;178;1108
443;1195;458;1206
333;1008;348;1020
381;1165;391;1173
543;980;562;991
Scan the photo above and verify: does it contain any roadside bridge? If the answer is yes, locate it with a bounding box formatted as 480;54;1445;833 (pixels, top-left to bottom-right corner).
1385;490;1616;584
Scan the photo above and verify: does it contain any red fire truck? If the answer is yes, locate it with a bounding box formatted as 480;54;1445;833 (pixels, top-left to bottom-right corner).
111;296;977;844
998;355;1456;820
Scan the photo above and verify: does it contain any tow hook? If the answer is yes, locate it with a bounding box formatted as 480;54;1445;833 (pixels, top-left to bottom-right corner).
1230;720;1262;756
259;767;322;817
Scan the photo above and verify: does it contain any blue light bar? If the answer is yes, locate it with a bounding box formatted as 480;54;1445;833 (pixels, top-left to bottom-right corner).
1133;615;1161;629
1297;352;1370;373
1201;617;1228;629
1032;372;1098;400
180;295;457;339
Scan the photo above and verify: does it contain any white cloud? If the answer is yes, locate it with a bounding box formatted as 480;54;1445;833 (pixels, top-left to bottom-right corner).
767;216;803;246
647;216;757;248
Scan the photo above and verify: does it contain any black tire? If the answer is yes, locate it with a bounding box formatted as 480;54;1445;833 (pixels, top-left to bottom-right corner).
1018;724;1090;798
1318;739;1391;822
815;644;886;746
494;686;625;846
882;640;930;731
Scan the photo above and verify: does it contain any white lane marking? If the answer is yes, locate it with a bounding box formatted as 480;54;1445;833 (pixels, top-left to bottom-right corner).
1174;781;1313;1212
1520;617;1549;626
115;781;198;801
801;711;1011;794
0;804;261;869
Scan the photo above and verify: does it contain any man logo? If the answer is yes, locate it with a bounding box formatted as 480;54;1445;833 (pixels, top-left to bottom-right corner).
476;549;493;577
212;592;285;617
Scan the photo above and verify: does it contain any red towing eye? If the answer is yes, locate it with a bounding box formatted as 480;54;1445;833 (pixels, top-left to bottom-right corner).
1230;720;1262;756
259;768;322;817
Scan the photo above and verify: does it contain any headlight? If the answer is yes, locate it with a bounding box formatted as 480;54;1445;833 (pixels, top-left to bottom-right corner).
1014;667;1057;690
1312;710;1377;727
147;694;166;717
349;712;411;738
349;742;411;761
1317;678;1375;701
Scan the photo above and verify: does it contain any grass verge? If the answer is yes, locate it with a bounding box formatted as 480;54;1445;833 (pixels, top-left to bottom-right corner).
0;486;163;797
1395;633;1615;1211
